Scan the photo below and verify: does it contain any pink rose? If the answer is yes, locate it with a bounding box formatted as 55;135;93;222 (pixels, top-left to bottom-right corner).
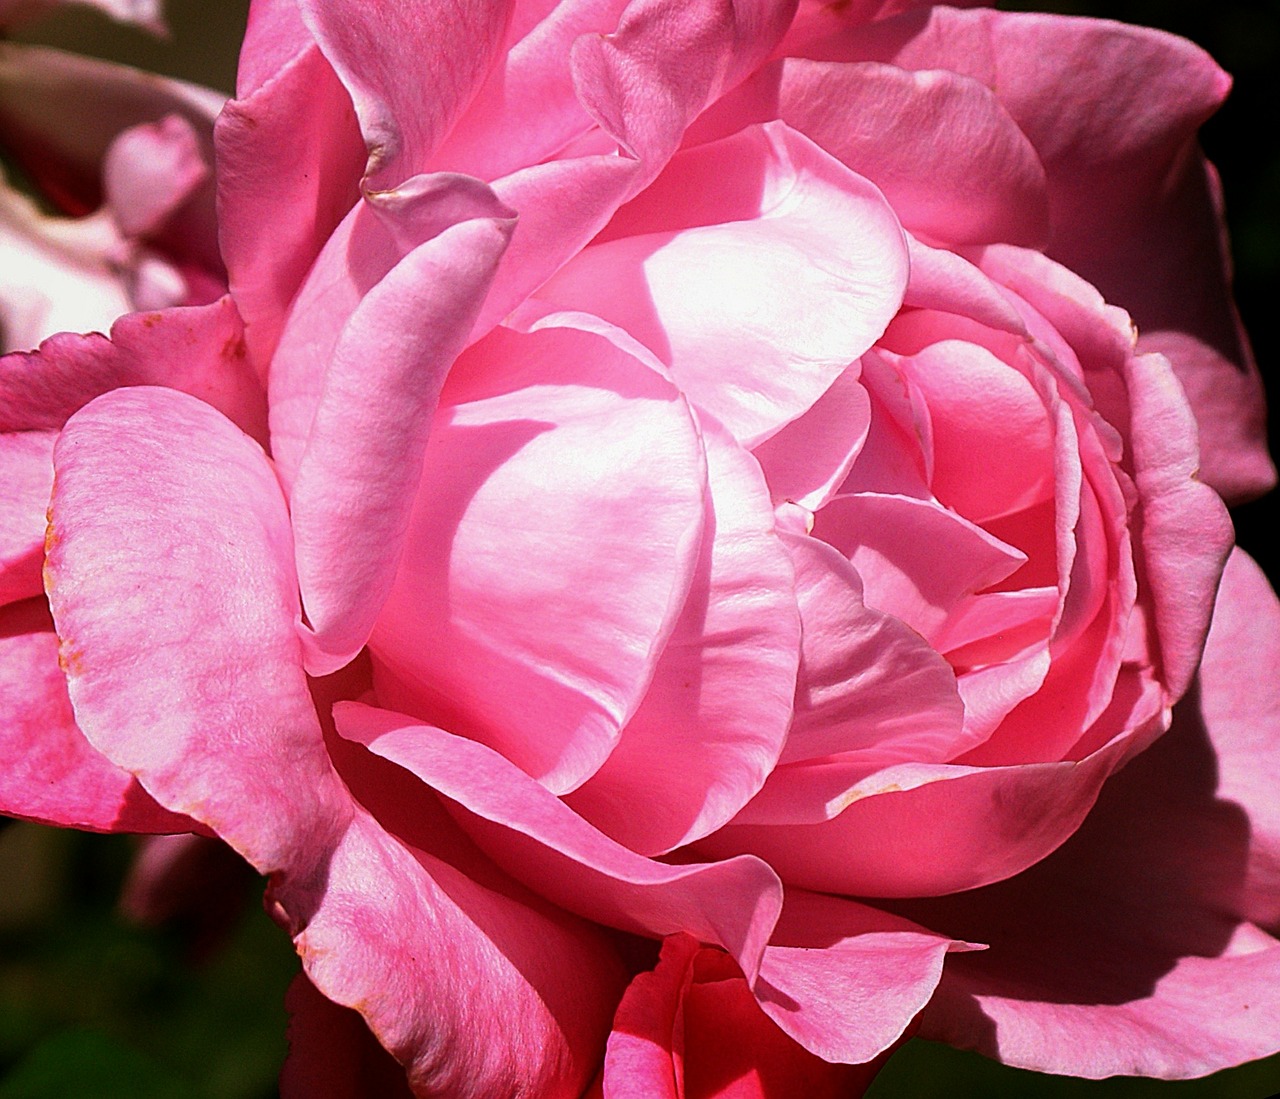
2;1;1279;1096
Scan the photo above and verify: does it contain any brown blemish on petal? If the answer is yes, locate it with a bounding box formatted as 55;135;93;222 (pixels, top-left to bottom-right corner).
221;332;248;361
831;781;904;815
56;638;84;678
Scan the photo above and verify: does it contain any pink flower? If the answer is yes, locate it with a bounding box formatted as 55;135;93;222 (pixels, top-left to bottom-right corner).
2;1;1278;1096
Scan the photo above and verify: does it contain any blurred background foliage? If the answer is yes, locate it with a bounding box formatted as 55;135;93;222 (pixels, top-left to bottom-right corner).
2;0;1279;1095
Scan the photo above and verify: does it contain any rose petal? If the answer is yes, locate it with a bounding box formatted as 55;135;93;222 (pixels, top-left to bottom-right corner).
297;0;512;189
369;321;705;793
777;533;964;769
428;0;629;180
0;297;267;444
751;363;871;512
807;6;1274;501
215;42;364;371
0;597;195;833
102;114;208;241
1199;550;1280;930
0;431;53;606
604;930;899;1098
285;180;517;675
689;57;1050;247
334;701;785;985
813;492;1026;645
564;412;800;854
757;890;970;1064
569;0;794;163
540;122;908;447
702;668;1163;896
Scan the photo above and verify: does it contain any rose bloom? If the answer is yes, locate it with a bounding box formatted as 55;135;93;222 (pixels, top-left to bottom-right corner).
3;1;1280;1096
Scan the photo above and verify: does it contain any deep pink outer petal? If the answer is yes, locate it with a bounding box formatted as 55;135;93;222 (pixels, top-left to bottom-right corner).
0;598;195;833
690;58;1049;247
215;42;364;372
896;555;1280;1077
45;387;342;867
0;431;53;606
1200;550;1280;931
0;298;266;444
45;385;624;1098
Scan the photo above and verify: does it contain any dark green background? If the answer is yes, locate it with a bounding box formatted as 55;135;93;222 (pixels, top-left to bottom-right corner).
2;0;1278;1095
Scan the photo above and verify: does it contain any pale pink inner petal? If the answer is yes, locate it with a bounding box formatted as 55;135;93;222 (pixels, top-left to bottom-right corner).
897;339;1055;523
781;533;964;768
563;413;800;854
369;322;705;794
751;363;871;512
538;122;908;447
813;492;1026;644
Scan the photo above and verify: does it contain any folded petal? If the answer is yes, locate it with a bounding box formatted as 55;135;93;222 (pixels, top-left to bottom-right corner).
570;0;796;163
0;297;267;444
776;533;963;769
813;492;1026;645
564;411;799;853
476;0;799;336
756;890;969;1064
540;122;907;447
428;0;630;180
690;58;1049;247
215;42;364;370
750;363;870;512
334;701;784;985
286;180;516;675
297;0;513;189
369;321;705;793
